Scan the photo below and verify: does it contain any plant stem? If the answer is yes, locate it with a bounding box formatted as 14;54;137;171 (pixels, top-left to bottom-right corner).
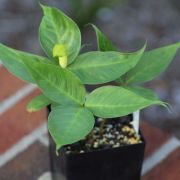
100;118;107;135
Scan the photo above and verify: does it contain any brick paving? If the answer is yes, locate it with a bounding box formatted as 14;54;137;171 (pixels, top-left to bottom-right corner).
0;0;180;179
0;67;26;100
143;148;180;180
0;67;179;179
140;121;171;158
0;90;47;154
0;142;50;180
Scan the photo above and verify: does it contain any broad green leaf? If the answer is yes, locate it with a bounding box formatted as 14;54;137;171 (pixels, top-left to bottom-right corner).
39;5;81;64
85;86;164;118
69;46;146;85
48;106;95;150
27;94;51;112
125;42;180;84
124;86;164;103
0;43;50;83
91;24;117;51
23;60;86;105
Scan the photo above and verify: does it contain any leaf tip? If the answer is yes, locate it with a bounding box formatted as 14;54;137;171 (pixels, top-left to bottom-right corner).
39;2;50;15
56;144;62;156
141;41;147;52
38;1;45;10
84;23;92;28
27;107;35;113
162;102;173;113
55;150;59;156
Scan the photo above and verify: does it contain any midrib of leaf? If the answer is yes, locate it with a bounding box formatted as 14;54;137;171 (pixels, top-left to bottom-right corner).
43;12;62;43
59;108;83;138
49;10;76;45
8;48;40;63
31;66;81;105
87;103;147;108
48;14;62;43
70;60;128;70
3;46;50;66
126;60;161;83
86;101;160;108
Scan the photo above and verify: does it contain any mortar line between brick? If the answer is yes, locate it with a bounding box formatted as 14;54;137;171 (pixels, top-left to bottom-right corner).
0;122;47;168
142;137;180;176
38;135;49;147
0;84;37;116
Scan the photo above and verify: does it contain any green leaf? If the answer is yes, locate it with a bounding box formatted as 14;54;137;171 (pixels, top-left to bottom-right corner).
91;24;117;51
23;60;86;105
50;103;60;110
27;94;51;112
85;86;164;118
124;86;163;103
69;45;146;84
48;106;95;150
125;42;180;84
0;43;50;83
39;5;81;64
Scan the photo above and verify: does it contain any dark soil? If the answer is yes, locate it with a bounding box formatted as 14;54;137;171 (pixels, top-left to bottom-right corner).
65;116;142;154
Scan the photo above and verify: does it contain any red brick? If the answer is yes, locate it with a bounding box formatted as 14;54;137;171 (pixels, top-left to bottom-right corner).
0;142;50;180
142;148;180;180
0;67;26;100
0;90;47;154
141;121;170;158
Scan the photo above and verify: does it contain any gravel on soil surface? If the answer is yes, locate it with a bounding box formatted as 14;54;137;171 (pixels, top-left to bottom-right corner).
66;116;142;154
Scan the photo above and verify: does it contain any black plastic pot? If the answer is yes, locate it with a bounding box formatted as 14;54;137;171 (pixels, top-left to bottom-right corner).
48;111;145;180
49;136;145;180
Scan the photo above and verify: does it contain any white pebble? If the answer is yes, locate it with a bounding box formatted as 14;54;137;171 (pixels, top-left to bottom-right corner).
93;142;98;148
107;124;113;128
109;140;114;145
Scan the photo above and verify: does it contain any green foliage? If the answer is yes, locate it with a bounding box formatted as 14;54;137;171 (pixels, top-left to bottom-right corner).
23;60;86;106
0;4;179;150
69;46;146;84
91;24;117;51
48;106;95;150
27;94;51;112
124;43;180;84
85;86;165;118
53;44;68;68
0;43;50;83
123;86;169;108
39;5;81;65
92;24;180;86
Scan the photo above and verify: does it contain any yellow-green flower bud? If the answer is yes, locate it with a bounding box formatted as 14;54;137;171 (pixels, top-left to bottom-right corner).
53;44;68;68
53;44;67;57
59;56;68;68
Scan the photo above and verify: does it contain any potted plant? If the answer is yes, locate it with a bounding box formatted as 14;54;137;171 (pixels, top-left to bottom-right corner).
0;4;179;180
